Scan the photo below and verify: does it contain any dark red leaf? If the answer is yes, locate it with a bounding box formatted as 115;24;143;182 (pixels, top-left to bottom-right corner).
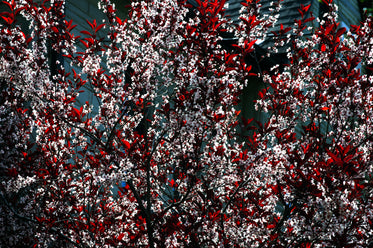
80;30;92;36
95;23;105;33
51;26;59;34
336;27;346;37
117;233;125;241
122;140;131;150
86;20;95;29
321;44;326;52
79;39;89;48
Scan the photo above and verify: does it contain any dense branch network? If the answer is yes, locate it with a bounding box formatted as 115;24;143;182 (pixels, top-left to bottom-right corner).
0;0;372;247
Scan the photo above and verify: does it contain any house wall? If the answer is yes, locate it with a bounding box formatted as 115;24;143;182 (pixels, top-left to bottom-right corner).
336;0;361;26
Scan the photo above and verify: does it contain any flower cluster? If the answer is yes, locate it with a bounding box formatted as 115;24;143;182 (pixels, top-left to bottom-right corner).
0;0;372;247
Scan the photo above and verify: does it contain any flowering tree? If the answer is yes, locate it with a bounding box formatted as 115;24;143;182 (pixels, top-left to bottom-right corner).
1;0;372;247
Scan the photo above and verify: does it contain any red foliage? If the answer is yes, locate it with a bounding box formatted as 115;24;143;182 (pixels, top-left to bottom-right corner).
0;0;373;247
